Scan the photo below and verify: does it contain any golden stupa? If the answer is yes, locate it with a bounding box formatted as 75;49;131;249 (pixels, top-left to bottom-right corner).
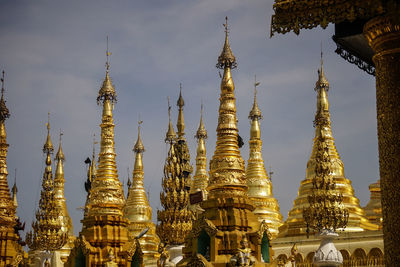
364;180;382;230
189;105;209;200
124;122;160;266
278;55;378;237
0;72;24;266
157;95;193;246
179;18;271;267
67;50;139;266
246;78;283;239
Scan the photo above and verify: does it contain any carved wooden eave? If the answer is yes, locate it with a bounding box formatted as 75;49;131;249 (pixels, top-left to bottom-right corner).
271;0;385;36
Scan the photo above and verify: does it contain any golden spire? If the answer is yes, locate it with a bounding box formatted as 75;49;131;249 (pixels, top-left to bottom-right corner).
83;134;97;219
364;179;383;229
208;16;246;197
12;169;18;210
190;103;209;194
176;83;185;139
26;117;67;251
0;71;14;227
54;130;74;236
278;54;378;237
165;97;176;143
124;121;160;266
246;77;283;239
87;39;125;217
157;97;193;245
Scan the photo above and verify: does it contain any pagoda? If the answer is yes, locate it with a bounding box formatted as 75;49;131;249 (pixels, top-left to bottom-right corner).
246;78;283;239
0;71;24;266
364;180;382;230
179;18;271;267
157;96;193;263
124;122;159;266
277;55;378;238
67;46;139;267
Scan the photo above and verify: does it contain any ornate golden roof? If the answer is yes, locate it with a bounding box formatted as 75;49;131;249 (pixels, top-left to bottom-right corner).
246;78;283;239
271;0;384;36
54;132;74;236
124;122;159;266
190;104;208;194
278;58;378;237
26;118;67;251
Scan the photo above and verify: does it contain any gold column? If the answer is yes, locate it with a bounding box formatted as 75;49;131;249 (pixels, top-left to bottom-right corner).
0;71;23;266
246;78;283;239
124;122;159;266
364;12;400;265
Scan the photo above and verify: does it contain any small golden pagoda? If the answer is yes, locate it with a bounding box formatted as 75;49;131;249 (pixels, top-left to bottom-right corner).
157;97;193;247
179;18;271;267
67;48;139;267
277;55;378;238
124;122;159;266
364;180;382;230
26;115;68;262
189;104;209;204
0;71;24;266
246;78;283;239
53;133;76;263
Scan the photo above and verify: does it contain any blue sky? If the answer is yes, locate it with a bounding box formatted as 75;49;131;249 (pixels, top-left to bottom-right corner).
0;0;378;236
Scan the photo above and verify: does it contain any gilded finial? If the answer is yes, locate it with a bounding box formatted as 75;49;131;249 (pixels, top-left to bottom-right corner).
216;16;237;69
195;102;207;139
249;75;262;120
176;84;185;138
0;70;10;122
315;44;329;91
55;130;65;162
165;97;176;143
12;168;17;196
97;36;117;104
177;83;184;108
134;120;145;153
126;167;131;189
43;113;54;153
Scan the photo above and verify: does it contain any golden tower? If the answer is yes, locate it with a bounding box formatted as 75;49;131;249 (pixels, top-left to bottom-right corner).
246;77;283;239
278;55;378;237
189;104;209;197
53;132;76;263
124;121;159;266
157;98;193;246
11;172;18;217
71;47;137;266
26;115;67;252
180;18;271;267
364;180;382;229
0;71;24;266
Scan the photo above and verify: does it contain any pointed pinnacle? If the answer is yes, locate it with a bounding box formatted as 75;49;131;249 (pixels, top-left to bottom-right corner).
0;70;10;121
165;97;176;143
195;103;207;139
216;16;237;69
249;75;262;120
134;120;145;153
55;130;65;162
43;113;54;153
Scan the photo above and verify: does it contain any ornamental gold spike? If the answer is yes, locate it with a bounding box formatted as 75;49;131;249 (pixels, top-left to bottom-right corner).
246;77;283;239
54;131;74;236
190;104;209;195
87;49;125;217
165;97;176;143
26;117;67;251
124;121;159;266
177;83;185;139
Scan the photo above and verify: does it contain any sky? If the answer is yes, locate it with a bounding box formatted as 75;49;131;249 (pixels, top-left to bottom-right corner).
0;0;379;237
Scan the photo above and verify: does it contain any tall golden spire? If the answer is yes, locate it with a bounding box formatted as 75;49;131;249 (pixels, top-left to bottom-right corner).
26;115;67;251
278;54;378;237
77;39;131;267
54;131;74;236
246;76;283;239
124;121;159;266
177;83;185;139
88;40;125;217
190;103;209;194
181;18;270;266
12;169;18;211
157;98;193;245
0;71;23;266
83;134;97;219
